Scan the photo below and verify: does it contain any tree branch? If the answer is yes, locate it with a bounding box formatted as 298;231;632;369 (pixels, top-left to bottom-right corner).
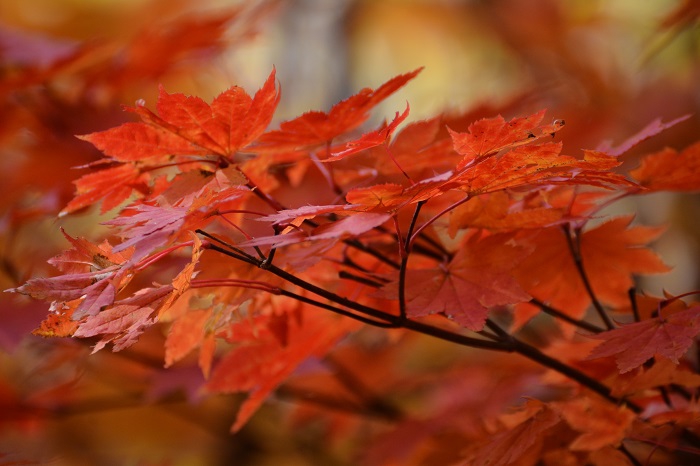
563;224;615;330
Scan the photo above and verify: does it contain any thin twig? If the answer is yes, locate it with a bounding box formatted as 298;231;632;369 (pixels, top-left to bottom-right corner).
530;298;605;333
398;201;425;322
409;194;471;248
563;225;615;330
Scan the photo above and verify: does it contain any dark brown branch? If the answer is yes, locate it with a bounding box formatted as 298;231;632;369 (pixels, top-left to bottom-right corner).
398;201;425;321
563;224;615;330
530;298;605;333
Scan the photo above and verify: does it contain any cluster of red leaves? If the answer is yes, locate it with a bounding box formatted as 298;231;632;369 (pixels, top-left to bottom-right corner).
8;63;700;465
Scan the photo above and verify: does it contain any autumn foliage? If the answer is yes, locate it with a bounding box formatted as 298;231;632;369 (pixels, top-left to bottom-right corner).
4;1;700;465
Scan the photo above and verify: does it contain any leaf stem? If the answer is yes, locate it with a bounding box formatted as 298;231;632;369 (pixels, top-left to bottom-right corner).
134;240;195;271
409;194;471;249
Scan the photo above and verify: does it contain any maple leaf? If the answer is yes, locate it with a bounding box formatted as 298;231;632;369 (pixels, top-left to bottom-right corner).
514;216;669;324
448;110;565;168
587;305;700;373
61;163;149;215
382;232;530;331
5;231;134;324
347;142;631;218
165;306;212;369
345;171;453;213
62;70;277;216
464;399;561;466
73;235;203;352
376;116;456;175
48;228;133;274
255;68;422;151
206;310;356;432
32;301;81;338
345;183;409;212
611;358;700;397
442;143;632;196
257;204;362;227
447;191;569;236
7;232;135;320
552;397;635;451
74;285;174;353
106;174;247;260
81;68;278;161
324;104;411;161
629;141;700;192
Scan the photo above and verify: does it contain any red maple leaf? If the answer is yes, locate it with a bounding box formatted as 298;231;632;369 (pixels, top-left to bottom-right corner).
255;68;422;151
8;232;135;319
81;68;278;161
164;308;213;369
345;173;452;213
73;285;174;352
587;304;700;373
105;171;247;259
551;397;635;451
63;69;278;215
372;115;456;178
324;104;411;161
447;191;570;236
48;228;133;274
345;136;631;216
382;232;530;331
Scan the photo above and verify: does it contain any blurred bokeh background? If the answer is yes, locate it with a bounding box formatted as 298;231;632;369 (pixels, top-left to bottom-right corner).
1;0;699;464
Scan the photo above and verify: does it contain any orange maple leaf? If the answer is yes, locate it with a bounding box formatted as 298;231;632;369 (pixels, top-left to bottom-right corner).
164;308;212;369
514;216;669;324
551;397;635;450
448;110;565;168
207;309;357;432
442;144;632;196
324;104;411;161
630;140;700;192
447;191;569;236
255;68;422;151
465;399;561;466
